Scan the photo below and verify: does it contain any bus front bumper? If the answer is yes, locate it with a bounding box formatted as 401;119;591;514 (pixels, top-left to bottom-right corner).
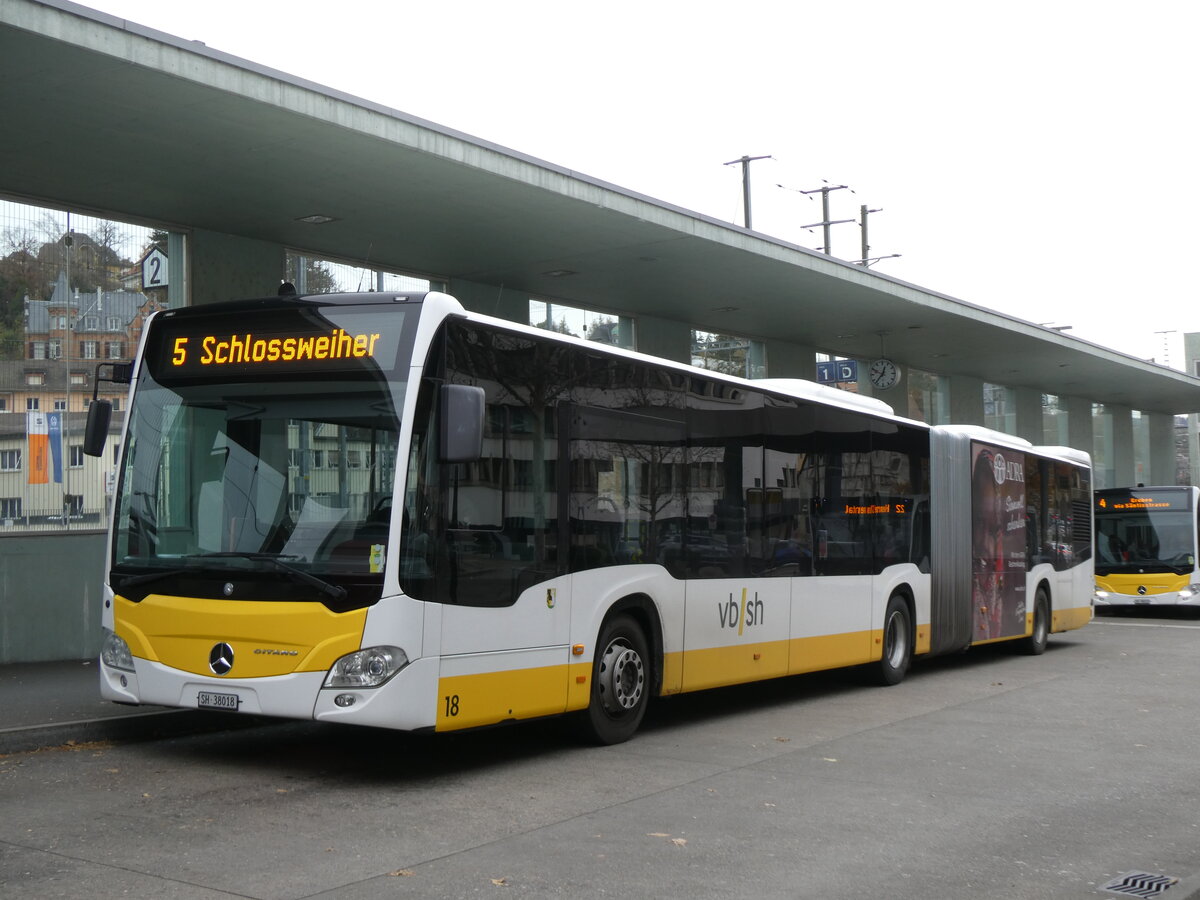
1093;587;1200;608
99;655;440;732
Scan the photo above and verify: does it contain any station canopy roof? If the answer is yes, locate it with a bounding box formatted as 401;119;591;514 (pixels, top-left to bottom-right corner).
4;0;1200;415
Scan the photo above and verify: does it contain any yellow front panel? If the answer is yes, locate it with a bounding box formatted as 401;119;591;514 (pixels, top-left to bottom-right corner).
115;594;367;677
1096;572;1188;596
436;663;570;731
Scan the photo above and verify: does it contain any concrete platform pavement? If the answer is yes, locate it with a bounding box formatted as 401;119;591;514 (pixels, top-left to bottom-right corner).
0;659;266;755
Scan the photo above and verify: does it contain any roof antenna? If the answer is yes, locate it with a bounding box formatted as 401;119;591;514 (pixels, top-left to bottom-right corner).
356;243;375;291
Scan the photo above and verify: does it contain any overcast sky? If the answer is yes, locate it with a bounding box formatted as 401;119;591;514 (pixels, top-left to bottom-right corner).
83;0;1200;370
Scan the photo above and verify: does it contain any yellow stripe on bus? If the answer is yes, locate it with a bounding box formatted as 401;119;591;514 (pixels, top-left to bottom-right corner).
1053;605;1094;632
679;639;791;693
437;664;575;731
433;619;962;730
791;630;876;676
114;594;366;677
678;630;878;693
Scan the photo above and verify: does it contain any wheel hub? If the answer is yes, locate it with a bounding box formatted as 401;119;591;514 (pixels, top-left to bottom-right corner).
600;640;644;713
884;611;908;667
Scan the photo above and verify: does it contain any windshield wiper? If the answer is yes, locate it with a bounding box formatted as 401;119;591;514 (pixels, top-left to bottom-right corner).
115;553;348;603
115;566;195;592
194;552;347;602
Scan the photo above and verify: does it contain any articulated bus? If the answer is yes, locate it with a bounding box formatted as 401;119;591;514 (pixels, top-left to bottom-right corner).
1094;486;1200;610
86;291;1094;744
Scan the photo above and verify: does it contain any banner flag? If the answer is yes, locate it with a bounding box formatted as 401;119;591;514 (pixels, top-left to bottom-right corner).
27;411;48;485
47;411;64;484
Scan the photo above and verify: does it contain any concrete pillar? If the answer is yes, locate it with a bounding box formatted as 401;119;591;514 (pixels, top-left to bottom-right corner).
167;231;187;308
948;374;985;426
190;229;284;305
761;338;817;382
1064;396;1093;459
1108;404;1134;487
1014;387;1043;444
632;316;691;365
1185;333;1200;484
1146;413;1177;486
450;279;528;322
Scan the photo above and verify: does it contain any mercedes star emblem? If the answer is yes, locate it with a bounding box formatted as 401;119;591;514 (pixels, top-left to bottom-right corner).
209;642;235;675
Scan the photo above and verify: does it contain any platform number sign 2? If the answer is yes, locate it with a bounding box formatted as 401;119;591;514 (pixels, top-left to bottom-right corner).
142;246;168;291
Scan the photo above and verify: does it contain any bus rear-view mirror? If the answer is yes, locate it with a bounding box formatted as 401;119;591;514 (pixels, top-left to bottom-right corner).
83;399;112;458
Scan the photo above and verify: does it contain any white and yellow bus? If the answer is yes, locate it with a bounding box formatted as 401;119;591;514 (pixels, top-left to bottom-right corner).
87;291;1094;744
1094;485;1200;610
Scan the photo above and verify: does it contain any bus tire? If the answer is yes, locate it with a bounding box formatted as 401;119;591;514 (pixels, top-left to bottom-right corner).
579;614;649;745
875;594;912;686
1019;588;1050;655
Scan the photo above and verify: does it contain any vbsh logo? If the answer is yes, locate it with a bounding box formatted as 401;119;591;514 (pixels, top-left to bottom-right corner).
717;588;763;635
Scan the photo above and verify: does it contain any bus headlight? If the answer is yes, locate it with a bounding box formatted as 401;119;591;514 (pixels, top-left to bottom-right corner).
1179;585;1200;600
101;627;135;672
1093;590;1109;601
324;646;409;688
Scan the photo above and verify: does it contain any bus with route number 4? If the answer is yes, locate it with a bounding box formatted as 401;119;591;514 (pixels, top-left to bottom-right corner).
85;290;1095;744
1094;485;1200;610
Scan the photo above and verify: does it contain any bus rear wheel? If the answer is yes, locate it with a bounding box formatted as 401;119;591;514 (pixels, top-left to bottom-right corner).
875;594;912;686
579;614;649;745
1019;589;1050;655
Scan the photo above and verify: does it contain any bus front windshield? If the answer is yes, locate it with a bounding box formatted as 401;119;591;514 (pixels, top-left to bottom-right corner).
110;302;413;609
1095;507;1197;575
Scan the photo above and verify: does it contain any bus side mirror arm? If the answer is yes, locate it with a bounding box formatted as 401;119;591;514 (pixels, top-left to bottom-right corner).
439;384;485;463
82;361;134;458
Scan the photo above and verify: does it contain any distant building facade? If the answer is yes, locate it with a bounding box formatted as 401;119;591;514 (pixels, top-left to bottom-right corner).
0;269;163;530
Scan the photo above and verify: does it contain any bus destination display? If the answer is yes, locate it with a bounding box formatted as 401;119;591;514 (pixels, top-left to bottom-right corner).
146;307;406;381
1096;490;1190;513
171;327;382;369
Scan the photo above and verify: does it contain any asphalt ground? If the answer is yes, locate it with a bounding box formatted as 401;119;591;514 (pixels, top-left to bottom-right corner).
3;611;1200;899
0;659;268;755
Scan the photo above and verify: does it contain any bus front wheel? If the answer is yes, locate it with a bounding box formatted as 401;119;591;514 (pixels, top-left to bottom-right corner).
580;614;649;745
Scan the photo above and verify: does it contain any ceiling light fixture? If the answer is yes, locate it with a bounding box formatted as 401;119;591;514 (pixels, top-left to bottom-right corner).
296;214;338;225
542;269;577;277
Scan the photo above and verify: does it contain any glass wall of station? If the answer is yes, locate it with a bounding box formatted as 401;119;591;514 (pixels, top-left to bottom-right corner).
907;367;949;424
0;197;181;532
691;328;766;379
2;197;1171;536
1042;393;1069;446
983;382;1016;435
528;297;634;349
285;251;442;295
